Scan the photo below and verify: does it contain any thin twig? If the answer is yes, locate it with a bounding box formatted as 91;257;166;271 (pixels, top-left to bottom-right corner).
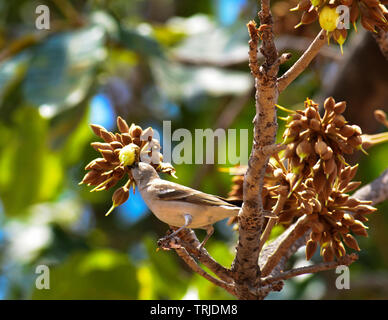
258;192;287;253
278;29;327;92
175;247;236;296
261;253;359;285
175;229;234;283
352;168;388;206
260;214;310;277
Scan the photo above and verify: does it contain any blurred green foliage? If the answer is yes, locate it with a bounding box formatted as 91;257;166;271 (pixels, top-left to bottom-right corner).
0;0;387;300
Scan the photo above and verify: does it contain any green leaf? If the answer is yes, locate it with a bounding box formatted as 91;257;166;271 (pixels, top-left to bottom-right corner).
151;57;252;101
31;249;139;299
143;236;189;299
0;52;30;104
22;26;106;117
118;27;164;58
0;107;47;216
171;16;248;66
0;107;64;216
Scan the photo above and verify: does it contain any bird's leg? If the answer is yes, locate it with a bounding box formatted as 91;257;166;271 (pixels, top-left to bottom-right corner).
165;214;193;240
199;225;214;251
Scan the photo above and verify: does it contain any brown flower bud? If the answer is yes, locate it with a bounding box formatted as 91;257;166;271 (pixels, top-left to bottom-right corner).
306;107;319;120
352;227;368;237
351;219;368;231
348;164;359;181
100;149;117;163
333;241;346;259
350;3;359;24
105;186;130;216
110;141;123;149
296;140;313;162
284;142;297;158
343;234;360;251
80;170;101;185
321;147;333;161
345;198;360;208
322;245;334;262
130;125;143;138
351;125;362;135
90;124;106;137
91;142;113;152
100;130;116;143
306;239;318;260
290;0;311;12
121;133;132;145
323;157;336;176
342;181;361;193
335;193;349;205
299;9;319;25
333;114;346;128
95;158;114;170
315;140;328;156
117;116;130;133
333;101;347;114
324;97;336;112
339;125;355;138
112;186;130;206
309;118;321;131
354;204;377;215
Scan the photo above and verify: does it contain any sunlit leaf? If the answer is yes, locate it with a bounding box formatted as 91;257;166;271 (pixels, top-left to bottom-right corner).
31;249;139;299
23;26;106;117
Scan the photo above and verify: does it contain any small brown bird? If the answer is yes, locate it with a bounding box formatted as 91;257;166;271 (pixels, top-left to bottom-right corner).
131;162;241;248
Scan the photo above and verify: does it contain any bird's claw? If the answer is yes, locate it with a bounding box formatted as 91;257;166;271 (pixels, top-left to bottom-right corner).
157;235;182;250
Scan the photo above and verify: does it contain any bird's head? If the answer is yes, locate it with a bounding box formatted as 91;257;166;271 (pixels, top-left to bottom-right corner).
131;162;159;185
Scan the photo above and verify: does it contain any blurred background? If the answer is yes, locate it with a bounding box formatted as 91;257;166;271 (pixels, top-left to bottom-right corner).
0;0;387;300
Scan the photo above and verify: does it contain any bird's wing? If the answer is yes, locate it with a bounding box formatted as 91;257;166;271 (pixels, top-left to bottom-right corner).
154;181;237;208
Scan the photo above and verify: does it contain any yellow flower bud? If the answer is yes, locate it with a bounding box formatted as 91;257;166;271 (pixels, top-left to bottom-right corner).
119;143;139;166
319;6;339;32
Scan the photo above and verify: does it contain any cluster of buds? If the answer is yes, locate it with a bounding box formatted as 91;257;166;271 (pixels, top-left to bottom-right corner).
226;97;377;262
281;97;364;196
80;117;176;215
291;0;388;53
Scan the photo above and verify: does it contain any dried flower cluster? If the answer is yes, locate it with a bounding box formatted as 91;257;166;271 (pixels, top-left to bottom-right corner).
80;117;176;215
227;97;377;262
292;0;388;52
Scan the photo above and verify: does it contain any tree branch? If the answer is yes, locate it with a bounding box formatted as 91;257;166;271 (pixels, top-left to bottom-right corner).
231;0;280;300
174;247;236;296
262;253;359;284
277;29;327;93
352;168;388;206
171;228;234;283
